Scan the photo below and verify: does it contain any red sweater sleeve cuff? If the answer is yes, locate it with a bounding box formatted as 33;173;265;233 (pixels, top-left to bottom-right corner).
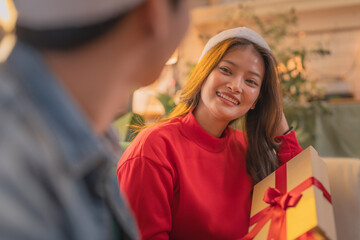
275;131;303;165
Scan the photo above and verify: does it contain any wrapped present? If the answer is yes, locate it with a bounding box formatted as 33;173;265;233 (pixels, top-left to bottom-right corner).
243;146;337;240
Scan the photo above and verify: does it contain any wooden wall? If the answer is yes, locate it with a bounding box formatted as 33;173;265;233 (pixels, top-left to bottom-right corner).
178;0;360;99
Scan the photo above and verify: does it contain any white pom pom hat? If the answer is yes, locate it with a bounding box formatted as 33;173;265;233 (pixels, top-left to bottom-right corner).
199;27;271;62
13;0;145;30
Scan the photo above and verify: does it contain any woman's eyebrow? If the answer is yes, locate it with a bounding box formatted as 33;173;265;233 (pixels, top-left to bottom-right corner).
249;71;262;79
222;59;237;66
222;59;262;79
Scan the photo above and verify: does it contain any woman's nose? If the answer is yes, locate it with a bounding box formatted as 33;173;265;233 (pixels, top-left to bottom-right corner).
227;78;243;93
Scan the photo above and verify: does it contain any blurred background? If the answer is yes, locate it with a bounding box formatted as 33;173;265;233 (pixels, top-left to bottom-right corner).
2;0;360;158
125;0;360;158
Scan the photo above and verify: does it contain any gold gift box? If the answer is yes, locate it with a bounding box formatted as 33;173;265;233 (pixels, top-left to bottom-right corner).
248;146;337;240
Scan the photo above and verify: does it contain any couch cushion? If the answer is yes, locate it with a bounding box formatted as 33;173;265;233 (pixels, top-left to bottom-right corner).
322;158;360;240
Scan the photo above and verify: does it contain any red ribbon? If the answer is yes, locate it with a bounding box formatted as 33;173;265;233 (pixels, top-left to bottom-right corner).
241;164;332;240
296;230;317;240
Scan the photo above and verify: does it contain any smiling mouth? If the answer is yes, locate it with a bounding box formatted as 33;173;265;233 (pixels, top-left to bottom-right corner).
216;92;240;105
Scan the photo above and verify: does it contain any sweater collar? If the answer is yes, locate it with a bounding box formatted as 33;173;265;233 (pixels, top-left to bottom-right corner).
179;109;231;152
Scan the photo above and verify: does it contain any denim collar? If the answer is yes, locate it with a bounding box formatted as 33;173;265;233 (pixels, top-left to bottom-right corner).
6;41;120;177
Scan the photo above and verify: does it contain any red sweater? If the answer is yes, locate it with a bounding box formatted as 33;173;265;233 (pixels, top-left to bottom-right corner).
117;111;302;240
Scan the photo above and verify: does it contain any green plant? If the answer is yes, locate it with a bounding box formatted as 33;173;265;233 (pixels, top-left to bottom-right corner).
156;93;176;116
113;112;145;147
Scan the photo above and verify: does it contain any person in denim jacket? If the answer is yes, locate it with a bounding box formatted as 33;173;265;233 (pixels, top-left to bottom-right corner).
0;0;189;239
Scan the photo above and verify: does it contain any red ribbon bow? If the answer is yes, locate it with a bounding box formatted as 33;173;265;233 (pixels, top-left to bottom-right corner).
241;164;332;240
263;187;303;210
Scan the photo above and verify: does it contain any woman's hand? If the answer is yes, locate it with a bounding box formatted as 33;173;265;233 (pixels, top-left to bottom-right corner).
275;112;291;136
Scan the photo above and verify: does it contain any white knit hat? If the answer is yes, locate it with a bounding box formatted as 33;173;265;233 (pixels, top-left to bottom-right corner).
199;27;271;61
13;0;145;30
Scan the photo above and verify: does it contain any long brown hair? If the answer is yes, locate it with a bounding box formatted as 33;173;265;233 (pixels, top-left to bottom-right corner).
140;38;283;183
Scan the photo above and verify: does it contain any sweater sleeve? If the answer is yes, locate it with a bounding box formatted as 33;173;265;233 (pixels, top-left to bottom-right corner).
117;156;174;240
275;131;303;165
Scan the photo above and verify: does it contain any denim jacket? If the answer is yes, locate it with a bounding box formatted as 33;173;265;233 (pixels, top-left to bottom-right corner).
0;42;139;240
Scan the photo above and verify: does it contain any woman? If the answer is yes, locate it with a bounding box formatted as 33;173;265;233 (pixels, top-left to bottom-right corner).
117;27;302;239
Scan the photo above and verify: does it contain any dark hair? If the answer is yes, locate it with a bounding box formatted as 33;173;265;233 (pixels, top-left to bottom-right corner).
16;0;180;51
243;42;282;183
169;0;180;9
16;12;126;51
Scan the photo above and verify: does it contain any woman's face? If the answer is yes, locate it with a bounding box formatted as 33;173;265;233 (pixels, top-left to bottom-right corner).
197;45;265;124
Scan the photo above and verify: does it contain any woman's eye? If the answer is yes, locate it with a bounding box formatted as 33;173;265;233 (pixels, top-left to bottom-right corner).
219;67;231;74
246;79;258;86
